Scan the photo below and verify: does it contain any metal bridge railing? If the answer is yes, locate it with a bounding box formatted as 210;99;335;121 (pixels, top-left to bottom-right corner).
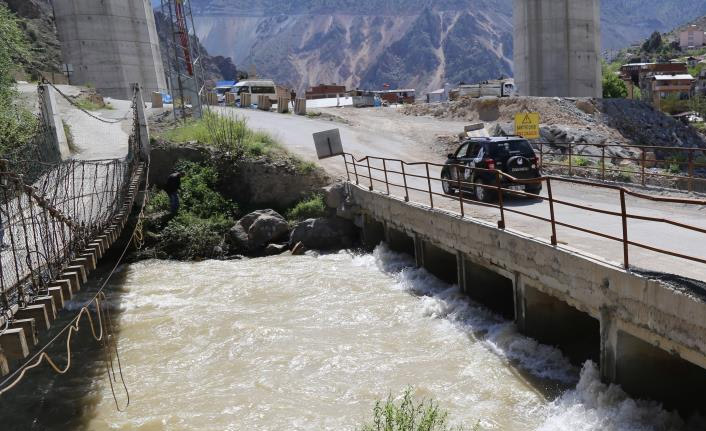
342;153;706;271
534;141;706;192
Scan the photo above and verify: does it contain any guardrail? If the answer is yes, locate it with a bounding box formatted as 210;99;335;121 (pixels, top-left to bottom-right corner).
342;153;706;270
534;141;706;192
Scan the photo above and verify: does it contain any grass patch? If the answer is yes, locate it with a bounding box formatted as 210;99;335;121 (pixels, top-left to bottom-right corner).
571;156;591;167
306;111;322;118
74;98;104;111
358;388;477;431
286;194;326;221
62;120;78;153
159;111;283;159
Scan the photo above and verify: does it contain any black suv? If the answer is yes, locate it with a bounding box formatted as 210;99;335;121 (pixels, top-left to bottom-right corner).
441;137;542;202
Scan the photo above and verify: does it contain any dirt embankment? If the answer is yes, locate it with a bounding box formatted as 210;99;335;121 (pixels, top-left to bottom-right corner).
402;96;706;151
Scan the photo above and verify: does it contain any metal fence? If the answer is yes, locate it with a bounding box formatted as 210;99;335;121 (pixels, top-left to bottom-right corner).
535;141;706;192
342;153;706;270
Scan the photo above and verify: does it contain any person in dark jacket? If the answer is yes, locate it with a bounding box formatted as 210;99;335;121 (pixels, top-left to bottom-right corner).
165;172;185;215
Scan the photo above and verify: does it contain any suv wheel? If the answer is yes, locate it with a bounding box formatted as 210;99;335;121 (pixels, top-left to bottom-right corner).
474;178;495;203
525;185;542;196
442;171;454;195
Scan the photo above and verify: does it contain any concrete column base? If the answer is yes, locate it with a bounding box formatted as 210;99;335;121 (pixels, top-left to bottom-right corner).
0;328;29;362
47;286;65;310
15;304;51;331
61;272;81;293
413;234;424;268
33;296;57;321
66;265;87;284
50;280;73;301
10;319;37;346
0;348;9;376
71;258;92;275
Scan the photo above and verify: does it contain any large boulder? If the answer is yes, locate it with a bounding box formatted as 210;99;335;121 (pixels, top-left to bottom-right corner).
289;217;357;250
324;182;347;209
227;209;289;253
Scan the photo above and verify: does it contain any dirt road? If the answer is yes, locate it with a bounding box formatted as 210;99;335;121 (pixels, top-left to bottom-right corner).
217;106;706;282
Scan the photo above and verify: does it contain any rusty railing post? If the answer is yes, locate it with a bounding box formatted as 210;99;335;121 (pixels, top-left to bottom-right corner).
382;159;390;195
458;166;464;218
568;142;573;177
688;149;695;193
539;142;544;169
641;148;646;186
343;154;351;182
620;189;629;270
366;158;373;191
352;156;359;185
401;162;409;202
601;145;606;181
496;171;505;229
546;177;557;246
426;163;434;208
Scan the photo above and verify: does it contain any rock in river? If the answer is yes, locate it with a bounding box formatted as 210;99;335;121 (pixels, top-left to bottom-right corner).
289;217;356;250
227;209;289;253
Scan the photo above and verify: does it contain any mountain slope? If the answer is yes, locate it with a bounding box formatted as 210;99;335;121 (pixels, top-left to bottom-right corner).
189;0;706;93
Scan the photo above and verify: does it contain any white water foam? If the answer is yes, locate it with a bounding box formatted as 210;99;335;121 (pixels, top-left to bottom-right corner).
360;244;701;431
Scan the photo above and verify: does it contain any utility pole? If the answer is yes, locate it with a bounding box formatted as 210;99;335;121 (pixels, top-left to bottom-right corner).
160;0;206;121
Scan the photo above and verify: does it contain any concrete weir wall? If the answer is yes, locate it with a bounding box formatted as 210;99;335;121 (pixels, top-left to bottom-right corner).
53;0;166;99
513;0;602;97
349;185;706;413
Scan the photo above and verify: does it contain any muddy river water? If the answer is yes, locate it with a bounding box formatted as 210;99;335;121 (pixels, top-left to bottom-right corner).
1;246;701;430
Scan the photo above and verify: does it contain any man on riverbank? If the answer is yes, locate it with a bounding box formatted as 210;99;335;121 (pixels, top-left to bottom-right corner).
165;171;185;216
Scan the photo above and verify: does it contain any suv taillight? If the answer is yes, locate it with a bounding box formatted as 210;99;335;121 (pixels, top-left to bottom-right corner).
484;159;496;170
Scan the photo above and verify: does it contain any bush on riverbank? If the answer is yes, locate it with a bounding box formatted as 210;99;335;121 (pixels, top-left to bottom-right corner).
286;194;327;222
146;161;238;260
358;389;476;431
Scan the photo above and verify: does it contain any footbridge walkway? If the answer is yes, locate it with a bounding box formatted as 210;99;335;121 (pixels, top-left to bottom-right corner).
0;84;149;381
343;153;706;414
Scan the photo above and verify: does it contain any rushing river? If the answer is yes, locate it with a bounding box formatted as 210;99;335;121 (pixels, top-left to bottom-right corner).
1;246;701;430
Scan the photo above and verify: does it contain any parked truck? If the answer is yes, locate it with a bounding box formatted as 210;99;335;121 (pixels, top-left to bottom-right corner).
449;79;515;100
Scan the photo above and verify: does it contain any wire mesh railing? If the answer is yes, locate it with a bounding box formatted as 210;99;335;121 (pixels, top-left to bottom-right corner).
342;153;706;271
0;85;144;325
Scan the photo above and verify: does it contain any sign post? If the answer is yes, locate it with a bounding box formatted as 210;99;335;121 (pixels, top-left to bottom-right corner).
514;112;540;139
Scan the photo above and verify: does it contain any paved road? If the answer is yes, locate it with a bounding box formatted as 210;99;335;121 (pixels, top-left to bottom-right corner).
219;107;706;282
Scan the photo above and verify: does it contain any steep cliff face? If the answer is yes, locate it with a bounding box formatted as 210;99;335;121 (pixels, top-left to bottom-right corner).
189;0;706;93
1;0;61;72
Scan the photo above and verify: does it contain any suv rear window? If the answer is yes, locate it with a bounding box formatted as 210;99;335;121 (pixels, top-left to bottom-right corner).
488;140;535;158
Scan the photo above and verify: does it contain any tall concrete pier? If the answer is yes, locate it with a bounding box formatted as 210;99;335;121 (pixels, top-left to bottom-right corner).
513;0;602;97
53;0;166;99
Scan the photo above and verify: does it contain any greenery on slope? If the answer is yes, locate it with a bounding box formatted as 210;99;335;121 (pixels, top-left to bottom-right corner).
0;4;37;156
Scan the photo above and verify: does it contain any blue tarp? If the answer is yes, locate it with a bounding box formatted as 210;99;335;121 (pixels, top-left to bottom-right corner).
216;80;236;88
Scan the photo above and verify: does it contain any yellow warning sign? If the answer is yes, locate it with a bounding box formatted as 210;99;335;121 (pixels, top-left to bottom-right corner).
514;112;541;140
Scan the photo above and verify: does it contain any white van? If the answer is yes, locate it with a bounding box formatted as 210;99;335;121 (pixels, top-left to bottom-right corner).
234;80;277;105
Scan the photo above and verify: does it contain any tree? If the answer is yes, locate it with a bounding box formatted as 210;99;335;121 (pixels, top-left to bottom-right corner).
0;4;37;155
602;66;628;99
642;31;663;53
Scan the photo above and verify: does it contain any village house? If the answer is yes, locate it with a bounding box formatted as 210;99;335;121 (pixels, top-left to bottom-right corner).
642;73;695;110
679;25;706;49
305;84;347;100
620;62;688;99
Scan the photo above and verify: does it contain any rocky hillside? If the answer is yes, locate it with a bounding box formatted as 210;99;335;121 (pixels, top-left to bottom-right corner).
153;11;239;85
0;0;61;73
188;0;706;94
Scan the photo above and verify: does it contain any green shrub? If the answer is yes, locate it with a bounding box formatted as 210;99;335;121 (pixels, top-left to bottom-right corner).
173;161;238;219
571;156;591;167
160;111;282;159
286;194;326;221
159;214;226;260
358;388;476;431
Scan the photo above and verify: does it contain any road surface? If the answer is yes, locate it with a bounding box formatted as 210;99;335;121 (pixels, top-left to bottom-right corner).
217;106;706;282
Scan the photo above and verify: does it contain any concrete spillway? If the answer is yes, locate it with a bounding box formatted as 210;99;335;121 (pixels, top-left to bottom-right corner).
53;0;166;99
513;0;602;97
